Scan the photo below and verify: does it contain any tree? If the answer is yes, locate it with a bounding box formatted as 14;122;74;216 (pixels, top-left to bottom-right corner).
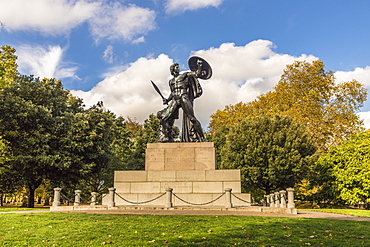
209;61;367;151
0;45;18;90
125;114;161;170
313;131;370;206
219;115;317;195
71;102;131;194
0;75;84;207
0;137;10;172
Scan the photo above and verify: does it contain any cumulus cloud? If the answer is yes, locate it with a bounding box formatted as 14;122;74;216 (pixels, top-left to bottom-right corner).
335;66;370;87
0;0;99;34
88;3;156;43
165;0;223;14
16;44;78;80
71;40;318;126
0;0;156;43
72;54;174;122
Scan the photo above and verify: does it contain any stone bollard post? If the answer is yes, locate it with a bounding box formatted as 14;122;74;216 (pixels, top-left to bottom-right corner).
74;190;81;206
279;190;287;208
266;194;271;207
165;188;173;208
274;192;280;208
52;187;62;207
225;188;233;208
269;194;275;207
90;192;98;206
108;188;116;207
287;188;295;208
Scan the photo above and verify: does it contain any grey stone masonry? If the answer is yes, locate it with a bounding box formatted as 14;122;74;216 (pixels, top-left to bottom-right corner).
110;142;251;207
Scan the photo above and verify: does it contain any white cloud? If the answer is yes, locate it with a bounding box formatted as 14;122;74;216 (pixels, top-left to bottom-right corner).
165;0;223;14
358;112;370;130
16;44;78;80
0;0;99;34
88;3;156;43
0;0;156;43
132;36;145;44
103;45;114;64
335;66;370;87
72;54;174;121
71;40;318;127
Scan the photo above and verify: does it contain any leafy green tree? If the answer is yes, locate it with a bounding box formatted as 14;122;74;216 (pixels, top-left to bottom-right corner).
313;131;370;206
0;75;84;207
219;115;317;195
125;114;161;170
209;61;367;151
0;45;18;90
0;169;23;206
72;102;132;194
0;137;10;172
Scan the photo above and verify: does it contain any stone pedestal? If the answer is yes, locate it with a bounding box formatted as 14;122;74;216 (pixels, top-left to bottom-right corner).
108;142;251;207
145;142;216;170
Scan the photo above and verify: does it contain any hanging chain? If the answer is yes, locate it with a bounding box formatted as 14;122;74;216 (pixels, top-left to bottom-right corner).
231;193;251;204
115;192;166;205
172;192;225;206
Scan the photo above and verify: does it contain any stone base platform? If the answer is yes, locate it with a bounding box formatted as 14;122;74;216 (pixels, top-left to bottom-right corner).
50;205;297;214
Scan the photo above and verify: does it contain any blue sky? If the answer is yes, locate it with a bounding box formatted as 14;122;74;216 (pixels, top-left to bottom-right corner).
1;0;370;128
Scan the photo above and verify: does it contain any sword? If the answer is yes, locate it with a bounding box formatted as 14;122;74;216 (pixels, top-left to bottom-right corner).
151;80;167;103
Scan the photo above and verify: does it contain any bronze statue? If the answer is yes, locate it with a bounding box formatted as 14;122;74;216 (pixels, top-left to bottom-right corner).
152;56;212;142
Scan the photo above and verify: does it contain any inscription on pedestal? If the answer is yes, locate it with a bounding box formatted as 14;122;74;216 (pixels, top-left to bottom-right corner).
160;182;193;193
146;143;215;170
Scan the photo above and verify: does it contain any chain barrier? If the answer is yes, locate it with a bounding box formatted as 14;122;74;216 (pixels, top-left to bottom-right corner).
172;192;225;206
114;192;166;205
231;193;251;204
79;195;85;204
60;192;75;204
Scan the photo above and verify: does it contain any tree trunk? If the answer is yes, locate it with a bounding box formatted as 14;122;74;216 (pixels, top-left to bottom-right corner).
27;186;36;208
0;193;3;206
44;197;50;206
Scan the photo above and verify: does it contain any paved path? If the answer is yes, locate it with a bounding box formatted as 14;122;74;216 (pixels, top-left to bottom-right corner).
1;209;370;221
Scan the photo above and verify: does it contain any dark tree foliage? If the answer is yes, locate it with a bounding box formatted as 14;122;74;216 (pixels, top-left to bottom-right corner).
219;115;317;195
124;114;161;170
0;75;84;207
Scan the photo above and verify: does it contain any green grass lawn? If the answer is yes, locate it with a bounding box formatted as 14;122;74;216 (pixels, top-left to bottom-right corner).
0;213;369;246
302;209;370;218
0;205;49;212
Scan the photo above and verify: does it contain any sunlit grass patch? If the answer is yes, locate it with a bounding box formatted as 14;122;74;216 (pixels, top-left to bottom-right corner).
0;213;369;246
302;208;370;218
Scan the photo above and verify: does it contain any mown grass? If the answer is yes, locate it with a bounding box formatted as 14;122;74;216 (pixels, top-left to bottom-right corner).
302;209;370;218
0;205;49;212
0;213;369;246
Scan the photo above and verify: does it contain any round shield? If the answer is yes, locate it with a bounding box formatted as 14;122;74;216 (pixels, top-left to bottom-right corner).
188;56;212;80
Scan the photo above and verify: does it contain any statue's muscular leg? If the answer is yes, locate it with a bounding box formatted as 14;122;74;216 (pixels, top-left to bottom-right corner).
157;103;177;142
181;97;206;141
